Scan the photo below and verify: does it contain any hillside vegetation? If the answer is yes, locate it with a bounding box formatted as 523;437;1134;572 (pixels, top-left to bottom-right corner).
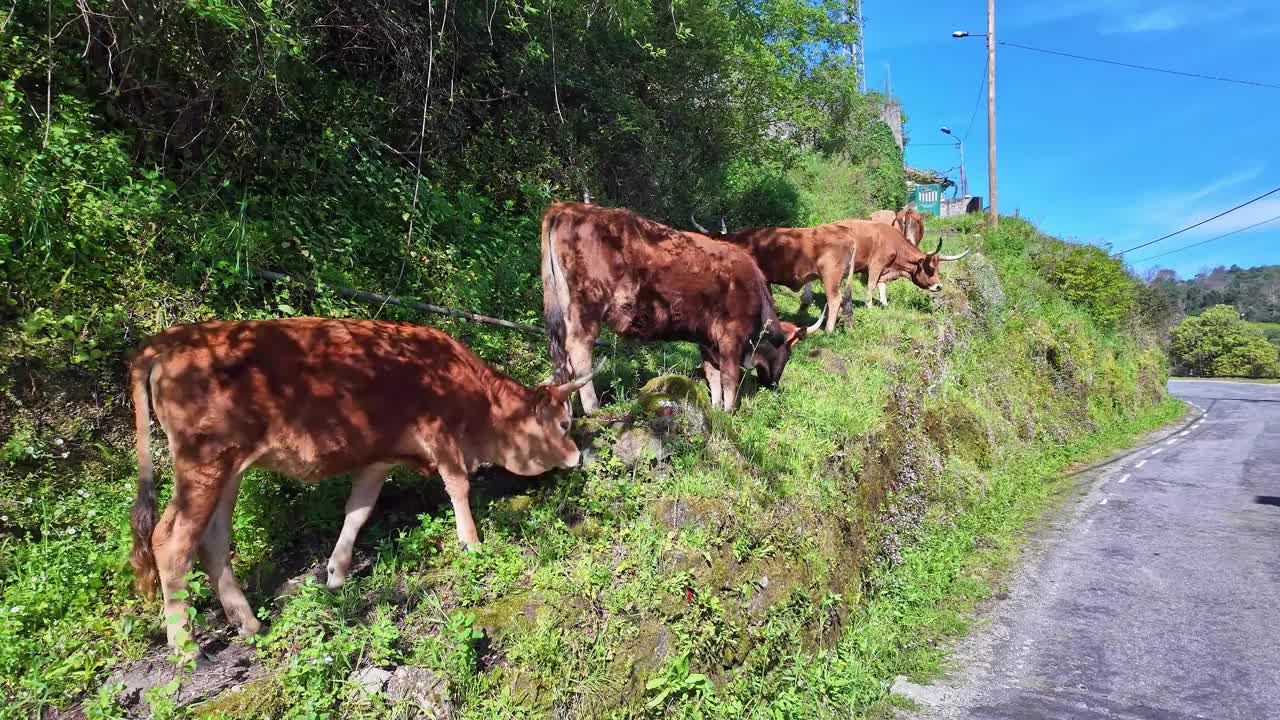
0;2;1178;718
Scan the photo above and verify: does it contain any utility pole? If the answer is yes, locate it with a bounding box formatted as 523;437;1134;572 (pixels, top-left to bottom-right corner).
986;0;998;227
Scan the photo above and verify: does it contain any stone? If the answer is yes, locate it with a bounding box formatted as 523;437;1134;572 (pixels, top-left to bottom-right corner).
385;666;455;719
613;427;668;466
349;666;392;697
890;675;949;707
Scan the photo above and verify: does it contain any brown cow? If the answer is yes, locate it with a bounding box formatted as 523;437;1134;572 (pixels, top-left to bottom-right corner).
865;207;928;305
839;220;969;308
691;219;858;333
543;202;816;413
129;318;597;653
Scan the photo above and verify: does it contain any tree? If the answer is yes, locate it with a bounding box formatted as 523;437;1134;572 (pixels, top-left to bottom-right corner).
1168;305;1280;378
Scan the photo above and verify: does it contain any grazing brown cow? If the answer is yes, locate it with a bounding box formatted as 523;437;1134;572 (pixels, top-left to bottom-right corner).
690;218;858;333
129;318;596;653
542;202;816;413
866;207;928;305
839;220;969;308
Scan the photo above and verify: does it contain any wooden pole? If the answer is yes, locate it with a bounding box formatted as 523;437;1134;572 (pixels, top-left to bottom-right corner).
986;0;998;227
253;269;607;346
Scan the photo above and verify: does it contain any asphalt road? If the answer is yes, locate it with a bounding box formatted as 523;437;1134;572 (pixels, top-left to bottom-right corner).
906;379;1280;720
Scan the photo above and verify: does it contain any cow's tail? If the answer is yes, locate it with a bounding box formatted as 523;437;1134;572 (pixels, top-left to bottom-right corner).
541;208;572;383
129;354;160;598
756;277;787;347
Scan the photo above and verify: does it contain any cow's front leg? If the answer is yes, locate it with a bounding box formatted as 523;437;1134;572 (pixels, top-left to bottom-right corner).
703;361;723;409
438;460;480;547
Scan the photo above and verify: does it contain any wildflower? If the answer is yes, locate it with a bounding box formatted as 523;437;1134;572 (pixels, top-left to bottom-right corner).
77;489;88;498
9;607;20;614
67;527;78;536
54;438;64;446
61;452;69;459
0;515;6;522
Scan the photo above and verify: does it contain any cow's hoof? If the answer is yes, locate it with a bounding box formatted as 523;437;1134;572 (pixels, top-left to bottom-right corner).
238;616;263;637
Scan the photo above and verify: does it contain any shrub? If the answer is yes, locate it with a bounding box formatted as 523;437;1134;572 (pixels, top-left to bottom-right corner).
1169;305;1280;377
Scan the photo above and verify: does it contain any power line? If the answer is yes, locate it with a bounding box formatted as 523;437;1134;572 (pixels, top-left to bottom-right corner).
1112;184;1280;256
963;55;989;141
1000;41;1280;91
1131;214;1280;264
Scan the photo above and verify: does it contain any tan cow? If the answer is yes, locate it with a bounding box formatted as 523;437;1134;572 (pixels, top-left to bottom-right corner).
839;220;969;308
129;318;597;654
865;208;927;305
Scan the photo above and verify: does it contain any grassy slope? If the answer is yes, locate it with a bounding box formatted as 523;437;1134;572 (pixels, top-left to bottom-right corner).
0;217;1174;719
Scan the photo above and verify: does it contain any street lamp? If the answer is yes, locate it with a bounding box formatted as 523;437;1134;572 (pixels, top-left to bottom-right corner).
940;127;968;199
953;0;998;228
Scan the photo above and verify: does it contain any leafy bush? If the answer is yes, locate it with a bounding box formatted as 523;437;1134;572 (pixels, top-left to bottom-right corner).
1169;305;1280;378
1034;241;1137;329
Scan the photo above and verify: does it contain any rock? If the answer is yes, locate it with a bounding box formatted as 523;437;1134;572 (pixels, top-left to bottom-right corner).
105;642;264;715
890;675;949;707
613;427;669;466
350;666;392;697
385;666;454;719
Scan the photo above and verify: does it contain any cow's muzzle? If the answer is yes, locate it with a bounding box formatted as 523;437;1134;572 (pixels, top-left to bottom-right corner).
929;284;942;293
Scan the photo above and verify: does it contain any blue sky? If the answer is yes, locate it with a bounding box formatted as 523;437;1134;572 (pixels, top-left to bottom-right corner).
867;0;1280;278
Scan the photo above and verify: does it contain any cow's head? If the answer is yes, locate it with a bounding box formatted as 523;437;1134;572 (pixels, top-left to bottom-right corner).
908;236;970;293
498;364;603;475
749;307;824;388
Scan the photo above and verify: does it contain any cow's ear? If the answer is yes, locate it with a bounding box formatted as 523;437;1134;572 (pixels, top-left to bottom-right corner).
532;385;554;414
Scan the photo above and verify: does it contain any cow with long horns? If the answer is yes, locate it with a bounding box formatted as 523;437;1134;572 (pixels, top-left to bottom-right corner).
838;219;970;308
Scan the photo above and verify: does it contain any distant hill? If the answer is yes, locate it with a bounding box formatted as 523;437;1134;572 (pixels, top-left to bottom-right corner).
1146;265;1280;324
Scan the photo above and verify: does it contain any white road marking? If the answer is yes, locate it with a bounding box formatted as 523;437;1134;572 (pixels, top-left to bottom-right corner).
1136;460;1147;469
1119;473;1130;483
1165;438;1178;446
1100;498;1109;505
1178;431;1190;437
1151;448;1163;456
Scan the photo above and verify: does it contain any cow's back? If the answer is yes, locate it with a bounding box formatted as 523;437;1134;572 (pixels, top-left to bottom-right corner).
545;202;767;343
134;318;493;479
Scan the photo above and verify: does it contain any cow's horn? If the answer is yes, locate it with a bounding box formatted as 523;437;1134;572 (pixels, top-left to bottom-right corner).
806;304;827;334
719;216;728;234
939;248;971;262
932;235;945;255
689;211;710;234
565;359;607;392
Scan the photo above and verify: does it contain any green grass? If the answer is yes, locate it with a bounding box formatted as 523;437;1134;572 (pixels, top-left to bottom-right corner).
0;217;1174;719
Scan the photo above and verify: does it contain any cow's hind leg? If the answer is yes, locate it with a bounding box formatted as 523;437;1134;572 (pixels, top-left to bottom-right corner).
822;272;845;333
798;282;817;314
154;461;225;656
564;320;600;414
326;463;392;590
197;472;260;637
702;352;724;410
